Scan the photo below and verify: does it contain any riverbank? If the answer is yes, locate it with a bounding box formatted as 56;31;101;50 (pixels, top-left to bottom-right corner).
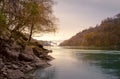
0;36;53;79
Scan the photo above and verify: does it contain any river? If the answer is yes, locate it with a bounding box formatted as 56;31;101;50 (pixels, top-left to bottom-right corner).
32;46;120;79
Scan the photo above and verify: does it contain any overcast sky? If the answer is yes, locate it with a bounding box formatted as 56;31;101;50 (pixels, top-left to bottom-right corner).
34;0;120;41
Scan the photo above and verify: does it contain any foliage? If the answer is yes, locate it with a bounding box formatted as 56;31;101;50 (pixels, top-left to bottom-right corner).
0;0;57;41
60;13;120;47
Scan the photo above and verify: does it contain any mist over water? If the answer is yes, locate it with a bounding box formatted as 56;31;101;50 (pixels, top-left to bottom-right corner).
32;46;120;79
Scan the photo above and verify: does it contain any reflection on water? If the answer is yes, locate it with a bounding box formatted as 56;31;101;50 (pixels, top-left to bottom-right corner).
32;67;56;79
32;46;120;79
77;53;120;77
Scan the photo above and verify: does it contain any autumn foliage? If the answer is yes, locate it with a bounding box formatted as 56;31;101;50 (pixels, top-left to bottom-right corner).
60;14;120;47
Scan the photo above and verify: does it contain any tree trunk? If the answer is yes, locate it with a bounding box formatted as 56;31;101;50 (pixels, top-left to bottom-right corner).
28;23;34;42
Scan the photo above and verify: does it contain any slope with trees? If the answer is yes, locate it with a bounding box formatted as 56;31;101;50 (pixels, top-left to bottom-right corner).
60;14;120;47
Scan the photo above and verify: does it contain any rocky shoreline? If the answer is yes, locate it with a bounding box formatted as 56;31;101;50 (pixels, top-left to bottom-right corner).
0;37;53;79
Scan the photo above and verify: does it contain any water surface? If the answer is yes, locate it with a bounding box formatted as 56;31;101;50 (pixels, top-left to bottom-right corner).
32;46;120;79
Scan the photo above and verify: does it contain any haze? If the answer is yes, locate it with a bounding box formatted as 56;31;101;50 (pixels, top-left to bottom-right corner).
33;0;120;41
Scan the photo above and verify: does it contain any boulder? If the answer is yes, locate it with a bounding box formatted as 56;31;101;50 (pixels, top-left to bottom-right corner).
33;47;48;58
25;65;33;72
19;53;34;62
4;47;20;59
45;55;54;61
18;46;35;61
0;59;4;69
1;66;8;77
12;42;22;51
12;64;19;69
7;70;24;79
34;42;43;48
0;38;52;79
34;59;49;68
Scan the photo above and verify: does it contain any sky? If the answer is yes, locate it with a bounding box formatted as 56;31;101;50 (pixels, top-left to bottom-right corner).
33;0;120;41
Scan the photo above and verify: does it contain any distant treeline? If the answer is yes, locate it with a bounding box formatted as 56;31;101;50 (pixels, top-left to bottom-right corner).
60;13;120;47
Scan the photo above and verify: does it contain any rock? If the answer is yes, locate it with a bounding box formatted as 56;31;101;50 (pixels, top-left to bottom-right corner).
46;55;54;61
12;64;19;69
44;49;50;53
38;44;43;48
1;30;11;40
34;42;43;48
33;47;48;58
7;70;24;79
25;65;33;72
16;38;26;49
48;50;52;53
24;46;34;55
34;59;49;68
5;47;20;59
12;42;22;51
18;46;35;61
0;38;52;79
0;59;4;69
35;62;47;67
19;53;34;62
1;66;7;77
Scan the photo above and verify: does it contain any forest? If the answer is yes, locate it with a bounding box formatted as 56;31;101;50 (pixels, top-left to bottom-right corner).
60;13;120;47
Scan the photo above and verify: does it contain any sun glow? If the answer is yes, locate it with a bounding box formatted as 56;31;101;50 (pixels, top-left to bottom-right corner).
33;34;62;41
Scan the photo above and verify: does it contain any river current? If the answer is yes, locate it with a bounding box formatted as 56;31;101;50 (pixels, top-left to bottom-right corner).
32;46;120;79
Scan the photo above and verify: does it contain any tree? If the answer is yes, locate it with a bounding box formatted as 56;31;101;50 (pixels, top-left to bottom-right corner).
23;0;57;41
0;0;57;41
60;13;120;47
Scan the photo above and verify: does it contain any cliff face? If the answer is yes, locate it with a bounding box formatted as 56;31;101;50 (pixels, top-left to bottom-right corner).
60;14;120;47
0;35;53;79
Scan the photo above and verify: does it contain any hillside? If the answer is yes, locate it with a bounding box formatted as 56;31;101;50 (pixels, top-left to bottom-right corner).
60;13;120;47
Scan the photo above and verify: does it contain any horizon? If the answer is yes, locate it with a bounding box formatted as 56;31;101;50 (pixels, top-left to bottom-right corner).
33;0;120;41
